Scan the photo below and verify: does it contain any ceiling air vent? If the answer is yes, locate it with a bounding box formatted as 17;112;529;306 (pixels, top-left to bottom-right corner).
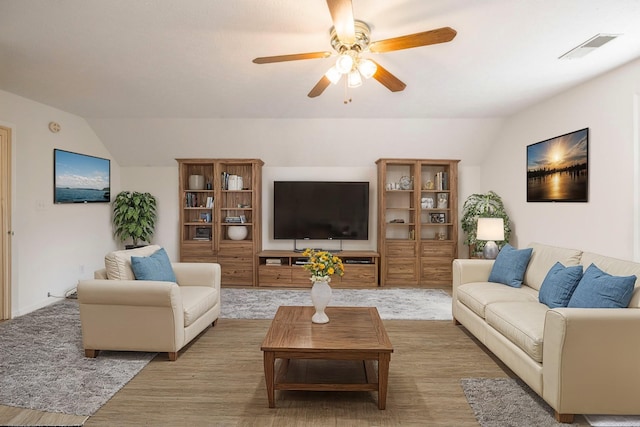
559;34;620;59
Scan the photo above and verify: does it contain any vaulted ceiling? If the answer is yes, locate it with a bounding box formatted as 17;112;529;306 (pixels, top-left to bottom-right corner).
2;0;640;120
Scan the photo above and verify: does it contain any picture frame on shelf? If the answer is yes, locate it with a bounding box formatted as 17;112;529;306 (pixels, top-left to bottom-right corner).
437;193;448;209
430;213;446;224
194;227;211;240
199;212;211;223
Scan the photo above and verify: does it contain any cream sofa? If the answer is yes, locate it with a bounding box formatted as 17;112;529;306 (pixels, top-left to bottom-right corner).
453;242;640;423
78;245;221;361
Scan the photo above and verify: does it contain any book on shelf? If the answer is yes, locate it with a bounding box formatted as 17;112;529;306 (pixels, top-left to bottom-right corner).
221;171;230;190
265;258;282;265
434;171;449;191
206;196;214;208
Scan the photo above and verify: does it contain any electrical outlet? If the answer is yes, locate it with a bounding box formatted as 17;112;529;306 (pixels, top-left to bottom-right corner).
79;265;85;275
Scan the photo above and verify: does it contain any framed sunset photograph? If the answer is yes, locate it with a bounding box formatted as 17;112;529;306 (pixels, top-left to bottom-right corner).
527;128;589;202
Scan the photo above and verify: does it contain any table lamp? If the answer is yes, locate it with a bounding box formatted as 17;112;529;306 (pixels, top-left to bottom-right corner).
476;217;505;259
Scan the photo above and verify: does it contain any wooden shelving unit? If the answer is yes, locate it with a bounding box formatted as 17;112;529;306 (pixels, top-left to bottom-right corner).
376;158;460;287
177;158;263;286
257;250;379;288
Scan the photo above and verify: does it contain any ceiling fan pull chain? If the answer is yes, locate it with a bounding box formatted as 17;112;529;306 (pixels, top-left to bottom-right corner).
344;78;352;104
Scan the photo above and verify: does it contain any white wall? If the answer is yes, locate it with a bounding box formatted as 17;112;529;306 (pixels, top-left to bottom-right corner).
482;58;640;260
120;167;180;260
0;90;120;315
88;118;506;168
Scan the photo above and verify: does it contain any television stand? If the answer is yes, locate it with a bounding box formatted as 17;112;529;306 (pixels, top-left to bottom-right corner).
257;250;379;288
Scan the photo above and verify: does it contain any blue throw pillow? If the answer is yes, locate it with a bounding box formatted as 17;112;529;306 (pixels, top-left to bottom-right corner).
567;263;636;308
131;247;177;282
538;262;583;308
487;244;533;288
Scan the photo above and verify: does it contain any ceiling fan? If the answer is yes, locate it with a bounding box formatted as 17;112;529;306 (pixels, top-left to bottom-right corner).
252;0;457;99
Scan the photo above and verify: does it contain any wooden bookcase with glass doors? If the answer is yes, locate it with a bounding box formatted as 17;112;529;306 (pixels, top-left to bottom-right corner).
177;158;263;286
376;158;459;287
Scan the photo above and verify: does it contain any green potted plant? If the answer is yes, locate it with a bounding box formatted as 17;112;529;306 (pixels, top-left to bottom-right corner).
112;191;157;249
461;191;511;257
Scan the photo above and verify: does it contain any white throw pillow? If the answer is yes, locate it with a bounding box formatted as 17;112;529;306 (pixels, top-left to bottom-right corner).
104;245;162;280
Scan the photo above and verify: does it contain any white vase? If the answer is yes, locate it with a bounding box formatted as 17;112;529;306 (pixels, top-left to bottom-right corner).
310;280;332;324
227;225;248;240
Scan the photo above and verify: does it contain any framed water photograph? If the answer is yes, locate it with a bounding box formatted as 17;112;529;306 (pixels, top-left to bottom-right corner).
527;128;589;202
54;149;111;203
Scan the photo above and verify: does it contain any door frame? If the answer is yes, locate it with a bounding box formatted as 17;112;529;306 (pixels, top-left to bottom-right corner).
1;125;11;320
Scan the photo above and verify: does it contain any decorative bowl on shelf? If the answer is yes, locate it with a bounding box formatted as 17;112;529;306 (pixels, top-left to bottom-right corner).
227;225;248;240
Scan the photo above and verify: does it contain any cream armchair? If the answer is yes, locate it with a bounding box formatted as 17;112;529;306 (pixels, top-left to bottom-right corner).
77;245;221;361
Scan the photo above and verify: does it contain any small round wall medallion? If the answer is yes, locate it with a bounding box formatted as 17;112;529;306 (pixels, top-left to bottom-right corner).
48;121;61;133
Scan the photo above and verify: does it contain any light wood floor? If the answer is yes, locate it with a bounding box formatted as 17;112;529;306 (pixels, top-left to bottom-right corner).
0;317;590;426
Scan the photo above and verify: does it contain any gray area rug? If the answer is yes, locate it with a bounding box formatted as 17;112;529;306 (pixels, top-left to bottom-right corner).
461;378;578;426
0;299;155;417
220;287;453;320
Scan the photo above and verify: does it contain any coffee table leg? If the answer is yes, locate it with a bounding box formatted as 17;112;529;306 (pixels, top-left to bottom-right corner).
263;351;276;408
378;353;391;410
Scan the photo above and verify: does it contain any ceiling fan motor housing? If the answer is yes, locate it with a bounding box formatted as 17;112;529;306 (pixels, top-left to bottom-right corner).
330;20;371;54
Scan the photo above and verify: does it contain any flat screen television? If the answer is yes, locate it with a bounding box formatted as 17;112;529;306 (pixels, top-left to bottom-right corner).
54;149;111;204
273;181;369;241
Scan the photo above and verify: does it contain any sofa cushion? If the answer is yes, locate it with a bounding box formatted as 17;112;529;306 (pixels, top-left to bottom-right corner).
538;262;583;308
568;263;636;308
485;301;547;363
180;286;219;327
581;251;640;308
488;244;533;288
457;282;539;319
104;245;162;280
131;248;177;282
523;243;582;291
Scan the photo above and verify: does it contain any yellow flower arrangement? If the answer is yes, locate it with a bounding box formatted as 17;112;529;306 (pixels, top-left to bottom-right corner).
301;248;345;283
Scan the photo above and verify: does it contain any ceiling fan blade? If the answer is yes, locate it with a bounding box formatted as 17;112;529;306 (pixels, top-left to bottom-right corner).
308;76;331;98
371;61;406;92
253;52;331;64
369;27;457;53
326;0;355;44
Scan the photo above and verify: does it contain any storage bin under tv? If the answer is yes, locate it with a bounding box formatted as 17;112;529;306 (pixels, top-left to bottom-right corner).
257;250;380;288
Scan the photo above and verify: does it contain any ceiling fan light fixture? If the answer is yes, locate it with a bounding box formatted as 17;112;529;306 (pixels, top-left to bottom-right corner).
335;53;354;74
325;66;342;84
357;59;377;79
347;70;363;88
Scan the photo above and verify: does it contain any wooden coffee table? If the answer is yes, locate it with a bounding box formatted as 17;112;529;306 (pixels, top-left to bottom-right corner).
261;306;393;409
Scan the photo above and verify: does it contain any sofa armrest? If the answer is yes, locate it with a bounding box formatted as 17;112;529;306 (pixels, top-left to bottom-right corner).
452;259;495;286
452;259;495;298
77;279;181;307
172;263;221;291
543;308;640;414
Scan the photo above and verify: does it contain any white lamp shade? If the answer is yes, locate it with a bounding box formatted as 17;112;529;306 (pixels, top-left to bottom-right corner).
358;59;377;79
335;54;354;74
476;217;505;241
347;70;362;87
325;66;342;84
